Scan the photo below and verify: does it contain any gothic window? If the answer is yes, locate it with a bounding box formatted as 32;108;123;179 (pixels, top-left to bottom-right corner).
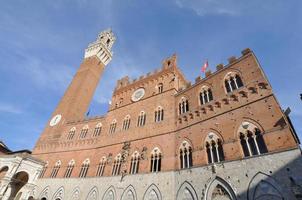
238;122;268;157
130;151;140;174
150;147;161;173
137;111;146;127
199;86;213;105
50;160;61;178
96;157;106;176
64;159;75;178
179;141;193;169
157;83;163;94
109;119;117;134
112;154;122;176
154;106;164;122
79;159;90;178
79;125;89;139
122;115;131;130
93;123;102;137
205;133;225;164
179;97;189;115
39;162;48;178
67;127;76;140
224;73;244;93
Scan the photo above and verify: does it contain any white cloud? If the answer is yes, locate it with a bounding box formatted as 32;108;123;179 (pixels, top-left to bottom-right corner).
0;102;23;114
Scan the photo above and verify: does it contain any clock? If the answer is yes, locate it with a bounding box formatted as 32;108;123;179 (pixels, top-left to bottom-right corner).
131;88;145;102
49;114;62;127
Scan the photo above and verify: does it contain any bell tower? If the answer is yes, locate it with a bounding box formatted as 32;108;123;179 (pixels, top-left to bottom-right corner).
36;29;116;141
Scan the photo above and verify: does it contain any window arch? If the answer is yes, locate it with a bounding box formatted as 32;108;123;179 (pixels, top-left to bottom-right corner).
122;115;131;130
130;151;140;174
178;97;189;115
112;154;122;176
96;156;106;177
39;162;48;178
238;121;268;157
137;111;146;127
67;127;76;140
50;160;61;178
150;147;161;173
205;133;225;164
64;159;75;178
109;119;117;134
93;123;102;137
224;72;244;93
79;125;89;139
154;106;164;122
79;158;90;178
179;141;193;169
157;83;163;94
199;86;213;105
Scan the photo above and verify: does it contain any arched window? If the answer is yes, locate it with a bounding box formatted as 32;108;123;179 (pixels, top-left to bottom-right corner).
150;147;161;173
93;123;102;137
199;86;213;105
39;162;48;178
179;97;189;115
67;127;76;140
137;111;146;127
112;154;122;176
109;119;117;134
130;151;140;174
64;160;75;178
79;125;89;139
238;122;268;157
224;73;244;93
205;133;225;164
122;115;131;130
179;141;193;169
154;106;164;122
50;160;61;178
96;157;106;177
157;83;163;94
79;159;90;178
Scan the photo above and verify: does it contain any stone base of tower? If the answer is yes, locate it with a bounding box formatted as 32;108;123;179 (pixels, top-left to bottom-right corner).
34;148;302;200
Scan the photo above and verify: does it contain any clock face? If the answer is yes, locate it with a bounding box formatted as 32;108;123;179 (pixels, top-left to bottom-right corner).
49;114;62;127
131;88;145;102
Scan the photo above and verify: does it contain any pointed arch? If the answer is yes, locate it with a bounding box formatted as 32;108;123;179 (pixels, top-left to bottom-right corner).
204;132;225;164
86;186;98;200
39;186;51;199
121;185;137;200
179;140;193;169
248;172;284;200
70;187;81;200
102;186;116;200
52;186;64;200
176;181;198;200
205;177;236;200
143;184;162;200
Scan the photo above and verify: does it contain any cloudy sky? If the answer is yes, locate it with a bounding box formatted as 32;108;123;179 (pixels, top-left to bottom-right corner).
0;0;301;151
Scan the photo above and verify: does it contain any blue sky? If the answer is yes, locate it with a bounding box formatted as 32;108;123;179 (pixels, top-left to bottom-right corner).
0;0;301;151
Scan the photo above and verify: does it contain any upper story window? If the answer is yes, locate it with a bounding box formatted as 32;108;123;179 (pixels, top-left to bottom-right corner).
122;115;131;131
150;147;161;173
179;141;193;169
200;86;213;105
79;159;90;178
93;123;102;137
96;156;106;177
39;162;48;178
130;151;140;174
154;106;164;122
179;97;189;115
112;154;122;176
238;122;267;157
79;125;89;139
50;160;61;178
64;159;75;178
205;133;225;164
137;111;146;127
109;119;117;134
157;83;163;94
224;73;244;93
67;127;76;140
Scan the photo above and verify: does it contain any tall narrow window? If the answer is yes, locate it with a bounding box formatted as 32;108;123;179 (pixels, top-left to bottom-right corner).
109;119;117;134
112;154;122;176
64;160;75;178
122;115;131;130
93;123;102;137
157;83;163;93
179;141;193;169
67;127;76;140
199;87;214;105
179;97;189;115
224;73;244;93
39;162;48;178
150;148;161;173
79;125;89;139
137;111;146;127
96;157;106;177
155;107;164;122
50;161;61;178
130;151;140;174
79;159;90;178
205;133;225;164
